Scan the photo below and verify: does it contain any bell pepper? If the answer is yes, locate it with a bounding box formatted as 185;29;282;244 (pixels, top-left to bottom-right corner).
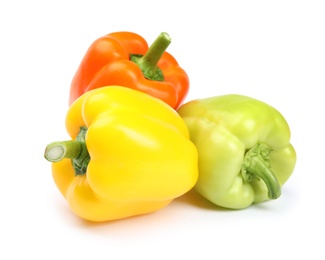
69;31;189;109
177;94;296;209
44;86;198;222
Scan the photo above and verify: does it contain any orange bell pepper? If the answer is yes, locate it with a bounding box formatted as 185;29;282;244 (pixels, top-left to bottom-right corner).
69;32;189;109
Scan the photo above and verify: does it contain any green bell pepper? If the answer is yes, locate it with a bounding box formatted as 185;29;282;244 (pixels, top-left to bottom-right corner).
177;94;296;209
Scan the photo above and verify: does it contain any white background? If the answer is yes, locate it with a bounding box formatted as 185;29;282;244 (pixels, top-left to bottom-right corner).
1;0;324;259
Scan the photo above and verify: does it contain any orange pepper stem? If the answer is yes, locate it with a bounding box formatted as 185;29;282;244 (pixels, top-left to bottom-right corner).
130;32;171;81
44;127;90;175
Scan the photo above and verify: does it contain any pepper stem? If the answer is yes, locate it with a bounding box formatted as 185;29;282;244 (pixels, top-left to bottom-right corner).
130;32;171;81
44;127;90;175
44;141;82;162
241;143;281;200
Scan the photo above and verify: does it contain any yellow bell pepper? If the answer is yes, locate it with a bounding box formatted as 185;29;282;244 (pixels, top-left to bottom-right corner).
44;86;198;222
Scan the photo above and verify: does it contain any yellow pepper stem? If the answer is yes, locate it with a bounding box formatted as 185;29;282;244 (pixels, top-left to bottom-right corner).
44;140;82;162
241;143;281;200
44;127;90;175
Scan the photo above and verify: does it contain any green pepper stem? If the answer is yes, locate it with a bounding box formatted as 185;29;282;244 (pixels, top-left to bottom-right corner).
241;143;281;200
130;32;171;81
44;127;90;175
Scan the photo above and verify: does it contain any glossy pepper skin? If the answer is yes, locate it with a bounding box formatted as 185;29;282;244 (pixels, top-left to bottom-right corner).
45;86;198;222
69;31;189;109
177;94;296;209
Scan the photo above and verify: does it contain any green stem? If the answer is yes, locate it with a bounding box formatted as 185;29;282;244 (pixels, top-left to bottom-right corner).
44;140;82;162
241;143;281;199
130;32;171;81
44;127;90;175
